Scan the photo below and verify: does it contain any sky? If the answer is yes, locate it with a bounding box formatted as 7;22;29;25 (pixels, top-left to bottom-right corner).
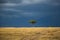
0;0;60;27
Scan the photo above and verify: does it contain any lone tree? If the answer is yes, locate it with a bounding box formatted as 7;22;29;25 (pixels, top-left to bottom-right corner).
29;20;36;27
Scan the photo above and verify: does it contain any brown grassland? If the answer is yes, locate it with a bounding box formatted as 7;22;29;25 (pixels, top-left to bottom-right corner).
0;27;60;40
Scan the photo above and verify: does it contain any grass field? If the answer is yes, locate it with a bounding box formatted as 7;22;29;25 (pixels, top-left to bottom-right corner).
0;27;60;40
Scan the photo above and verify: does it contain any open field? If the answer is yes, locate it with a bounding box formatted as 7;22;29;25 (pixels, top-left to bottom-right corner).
0;27;60;40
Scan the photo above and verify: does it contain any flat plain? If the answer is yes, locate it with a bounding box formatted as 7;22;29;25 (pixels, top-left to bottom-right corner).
0;27;60;40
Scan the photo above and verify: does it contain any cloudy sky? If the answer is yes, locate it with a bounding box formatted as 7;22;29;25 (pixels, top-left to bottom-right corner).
0;0;60;27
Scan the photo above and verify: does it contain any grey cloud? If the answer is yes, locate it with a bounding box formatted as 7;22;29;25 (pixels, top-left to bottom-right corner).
7;0;22;3
0;0;60;18
0;0;7;3
0;0;60;7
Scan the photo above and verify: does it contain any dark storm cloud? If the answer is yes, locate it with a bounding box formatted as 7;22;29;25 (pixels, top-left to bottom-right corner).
0;0;7;3
0;0;60;18
0;0;60;27
7;0;22;3
52;0;60;3
49;0;60;5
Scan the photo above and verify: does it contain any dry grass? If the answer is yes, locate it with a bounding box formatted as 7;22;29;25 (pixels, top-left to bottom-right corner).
0;27;60;40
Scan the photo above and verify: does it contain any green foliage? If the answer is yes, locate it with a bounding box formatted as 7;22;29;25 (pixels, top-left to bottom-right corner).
29;20;36;24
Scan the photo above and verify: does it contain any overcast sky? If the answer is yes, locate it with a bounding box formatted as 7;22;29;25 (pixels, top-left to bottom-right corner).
0;0;60;27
